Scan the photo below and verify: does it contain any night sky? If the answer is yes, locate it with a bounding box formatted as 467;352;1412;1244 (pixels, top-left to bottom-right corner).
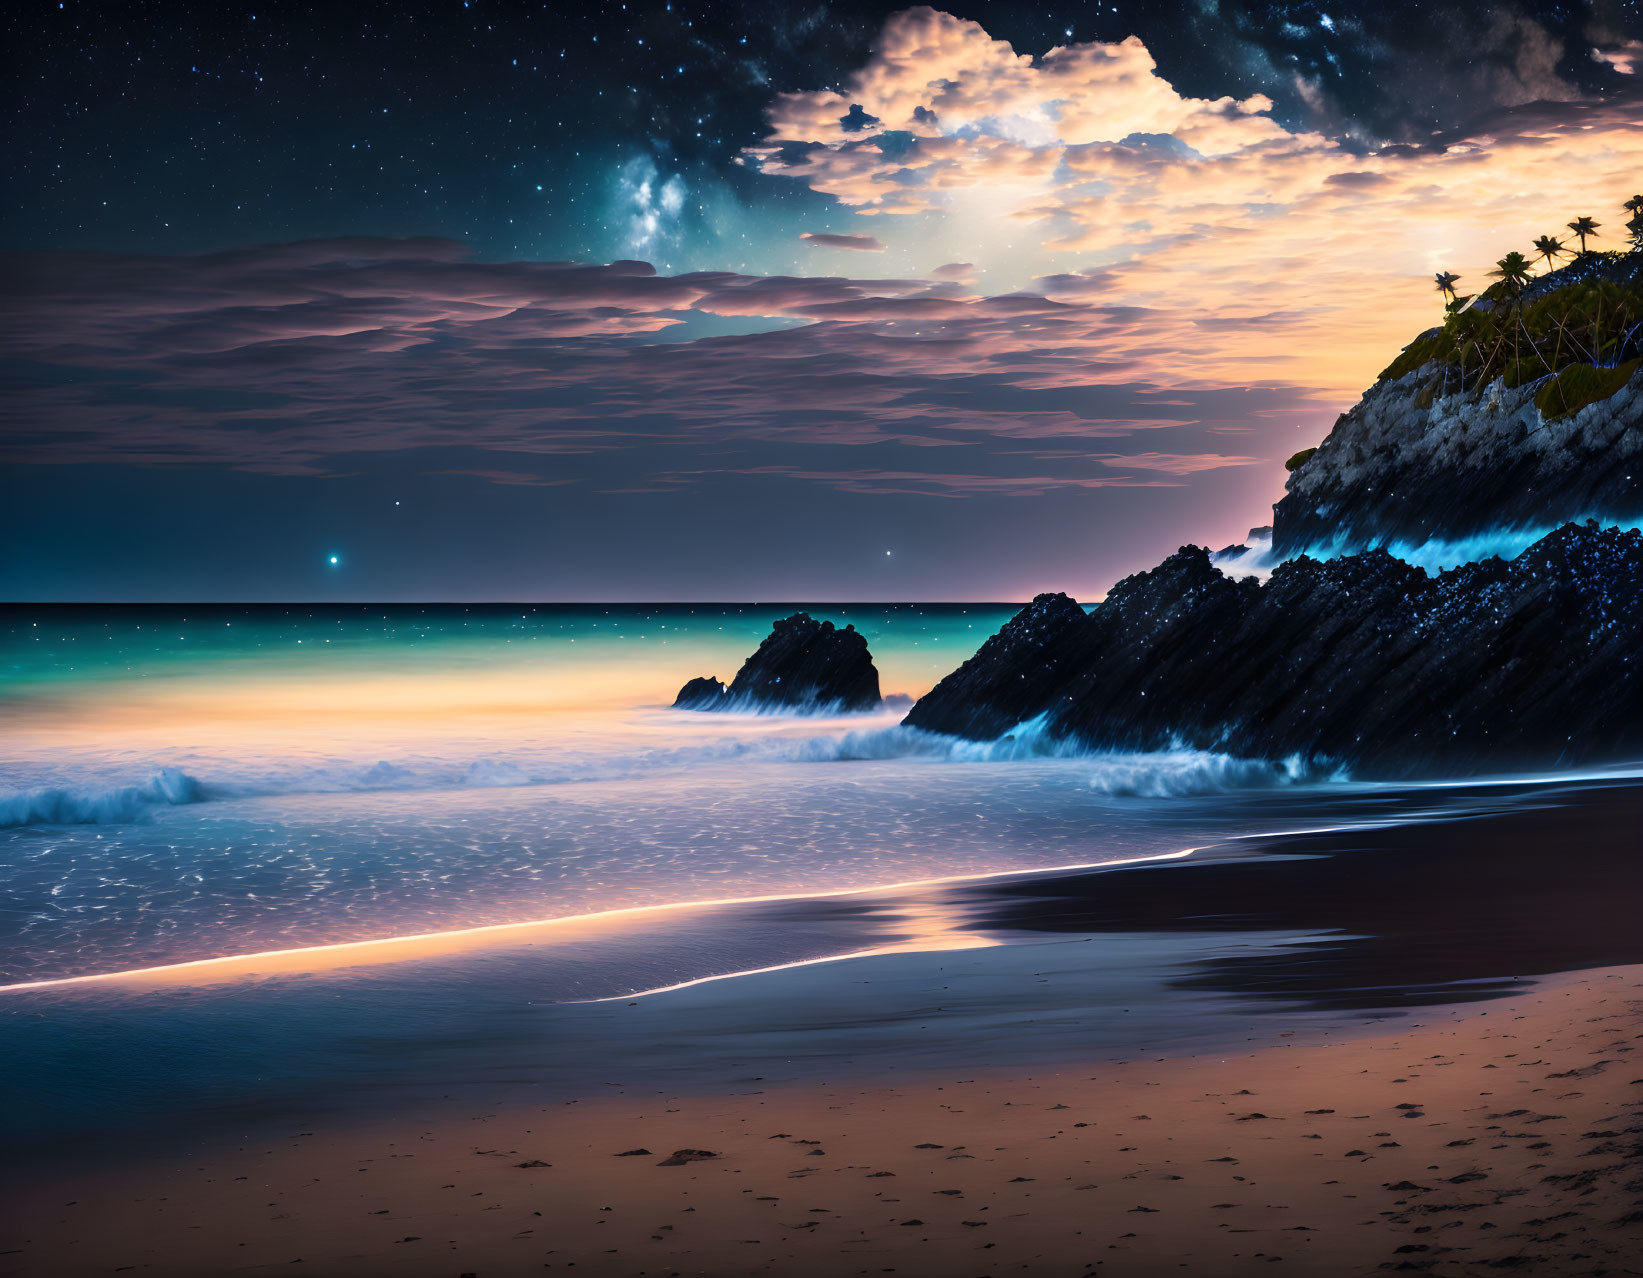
4;0;1641;600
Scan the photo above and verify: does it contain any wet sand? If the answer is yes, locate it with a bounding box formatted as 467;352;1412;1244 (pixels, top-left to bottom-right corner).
5;965;1640;1277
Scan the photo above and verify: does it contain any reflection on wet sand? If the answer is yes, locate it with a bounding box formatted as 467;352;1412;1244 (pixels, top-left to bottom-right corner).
968;779;1643;1009
1;851;1208;995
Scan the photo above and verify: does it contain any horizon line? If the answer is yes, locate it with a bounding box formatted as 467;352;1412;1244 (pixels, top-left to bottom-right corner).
0;599;1039;608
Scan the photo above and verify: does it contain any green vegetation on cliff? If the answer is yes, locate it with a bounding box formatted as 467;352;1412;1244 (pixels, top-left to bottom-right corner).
1379;199;1642;411
1378;261;1642;397
1534;359;1641;420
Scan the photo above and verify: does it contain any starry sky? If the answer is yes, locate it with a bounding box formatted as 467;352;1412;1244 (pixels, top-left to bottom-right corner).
4;0;1641;601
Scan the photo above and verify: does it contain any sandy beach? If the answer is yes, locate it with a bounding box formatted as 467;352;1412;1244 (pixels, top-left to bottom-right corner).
5;964;1639;1277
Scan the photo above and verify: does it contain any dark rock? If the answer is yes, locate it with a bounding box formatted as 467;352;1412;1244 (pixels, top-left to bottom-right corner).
674;613;881;713
1271;259;1642;560
901;592;1088;741
672;676;727;709
904;522;1643;777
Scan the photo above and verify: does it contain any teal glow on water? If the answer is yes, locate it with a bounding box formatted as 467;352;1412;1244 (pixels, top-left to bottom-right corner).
0;602;1342;989
1;602;1017;705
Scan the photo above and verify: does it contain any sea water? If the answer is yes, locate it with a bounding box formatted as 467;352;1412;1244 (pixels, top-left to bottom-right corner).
1;602;1351;989
6;604;1641;1158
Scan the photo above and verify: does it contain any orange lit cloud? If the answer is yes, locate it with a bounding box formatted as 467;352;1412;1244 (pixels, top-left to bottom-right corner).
748;7;1643;398
1593;41;1642;75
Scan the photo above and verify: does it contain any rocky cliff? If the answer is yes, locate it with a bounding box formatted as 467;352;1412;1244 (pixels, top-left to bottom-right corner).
1271;254;1642;558
905;250;1643;775
904;522;1643;775
675;613;882;713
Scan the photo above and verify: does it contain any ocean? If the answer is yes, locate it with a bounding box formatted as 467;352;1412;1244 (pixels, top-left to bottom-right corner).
3;603;1640;1159
0;601;1342;989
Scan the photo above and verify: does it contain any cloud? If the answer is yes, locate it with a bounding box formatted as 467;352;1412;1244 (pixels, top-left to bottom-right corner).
1162;1;1618;143
1593;41;1642;75
11;13;1636;522
800;232;888;251
431;469;578;487
1092;452;1267;475
703;465;1177;498
743;7;1643;400
0;238;1330;488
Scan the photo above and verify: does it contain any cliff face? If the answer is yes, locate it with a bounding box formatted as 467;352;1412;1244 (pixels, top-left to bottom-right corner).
904;522;1643;775
675;613;882;712
1271;254;1643;558
1271;364;1642;558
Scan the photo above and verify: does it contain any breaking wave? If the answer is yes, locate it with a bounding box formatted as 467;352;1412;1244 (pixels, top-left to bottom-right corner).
0;768;207;829
1;717;1333;828
780;718;1334;793
1290;516;1643;575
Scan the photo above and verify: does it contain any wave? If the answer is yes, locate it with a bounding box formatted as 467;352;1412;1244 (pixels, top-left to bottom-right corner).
1288;516;1643;576
0;768;206;828
1213;517;1643;580
0;721;1332;828
780;718;1334;793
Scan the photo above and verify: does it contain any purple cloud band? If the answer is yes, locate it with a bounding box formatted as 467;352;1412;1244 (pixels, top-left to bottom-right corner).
0;238;1326;494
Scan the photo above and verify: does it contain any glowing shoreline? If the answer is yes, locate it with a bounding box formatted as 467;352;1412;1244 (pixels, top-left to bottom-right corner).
8;766;1637;998
0;848;1202;995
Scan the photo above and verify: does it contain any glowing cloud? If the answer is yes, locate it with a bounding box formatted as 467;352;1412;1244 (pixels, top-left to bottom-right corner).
747;7;1643;397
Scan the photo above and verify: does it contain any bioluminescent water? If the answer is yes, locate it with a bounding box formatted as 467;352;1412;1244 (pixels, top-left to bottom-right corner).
0;601;1377;989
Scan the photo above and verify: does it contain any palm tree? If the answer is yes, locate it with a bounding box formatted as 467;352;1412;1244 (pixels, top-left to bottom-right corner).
1488;251;1534;304
1531;235;1567;270
1434;270;1461;308
1567;216;1600;255
1628;210;1643;252
1625;195;1643;216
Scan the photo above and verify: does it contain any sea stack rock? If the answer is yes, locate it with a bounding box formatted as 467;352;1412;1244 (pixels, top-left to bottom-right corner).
674;613;882;713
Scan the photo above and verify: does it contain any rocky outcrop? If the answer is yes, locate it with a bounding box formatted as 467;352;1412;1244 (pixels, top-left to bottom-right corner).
673;676;728;709
1271;365;1642;558
897;591;1088;741
674;613;882;713
908;258;1643;776
904;522;1643;776
1271;254;1642;558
